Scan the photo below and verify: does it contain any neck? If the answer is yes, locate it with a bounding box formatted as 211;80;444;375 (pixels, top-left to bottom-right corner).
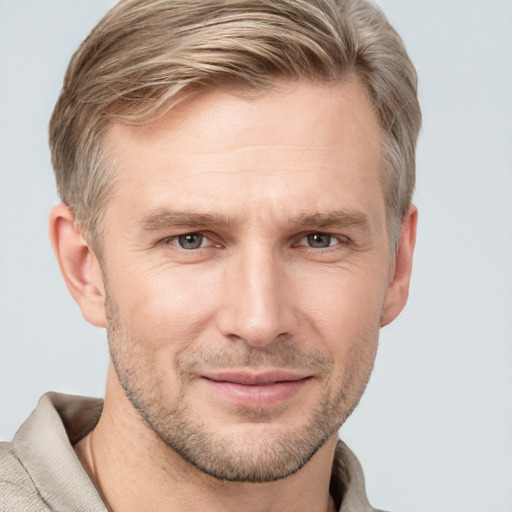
75;368;339;512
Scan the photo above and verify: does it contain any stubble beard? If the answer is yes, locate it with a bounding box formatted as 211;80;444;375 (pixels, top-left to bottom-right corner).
105;297;378;483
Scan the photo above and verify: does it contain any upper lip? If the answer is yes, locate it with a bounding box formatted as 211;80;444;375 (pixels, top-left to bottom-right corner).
201;370;310;386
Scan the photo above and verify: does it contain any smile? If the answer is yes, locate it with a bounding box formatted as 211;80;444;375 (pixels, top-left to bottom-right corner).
200;370;312;408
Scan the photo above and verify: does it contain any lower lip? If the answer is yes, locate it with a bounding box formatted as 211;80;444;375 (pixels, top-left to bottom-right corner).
201;378;310;408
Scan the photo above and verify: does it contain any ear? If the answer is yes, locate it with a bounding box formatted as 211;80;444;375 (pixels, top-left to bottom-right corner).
49;204;107;328
381;205;418;327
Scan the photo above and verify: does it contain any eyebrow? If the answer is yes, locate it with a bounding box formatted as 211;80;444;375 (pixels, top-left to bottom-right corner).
294;210;370;230
138;208;370;232
138;209;241;231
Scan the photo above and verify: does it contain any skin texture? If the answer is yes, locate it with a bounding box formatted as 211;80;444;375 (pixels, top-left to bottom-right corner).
50;78;417;512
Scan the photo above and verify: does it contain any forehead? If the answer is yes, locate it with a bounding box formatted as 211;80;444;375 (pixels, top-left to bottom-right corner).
103;79;384;229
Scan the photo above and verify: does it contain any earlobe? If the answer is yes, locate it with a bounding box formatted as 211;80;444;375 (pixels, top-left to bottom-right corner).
381;205;418;327
49;204;107;328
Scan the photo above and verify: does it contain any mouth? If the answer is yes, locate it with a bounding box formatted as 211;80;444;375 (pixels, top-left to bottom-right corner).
199;370;312;408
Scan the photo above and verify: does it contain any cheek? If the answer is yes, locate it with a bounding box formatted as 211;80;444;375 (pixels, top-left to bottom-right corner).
298;265;388;339
110;265;220;354
294;264;386;389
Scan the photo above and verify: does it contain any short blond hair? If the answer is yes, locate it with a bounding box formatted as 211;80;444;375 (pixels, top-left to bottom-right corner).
49;0;421;251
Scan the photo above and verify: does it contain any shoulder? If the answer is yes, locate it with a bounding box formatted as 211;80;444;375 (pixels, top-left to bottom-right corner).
0;441;52;511
1;393;105;512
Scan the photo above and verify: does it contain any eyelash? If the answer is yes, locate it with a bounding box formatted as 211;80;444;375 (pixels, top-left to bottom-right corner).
161;231;349;251
162;232;218;250
294;233;348;250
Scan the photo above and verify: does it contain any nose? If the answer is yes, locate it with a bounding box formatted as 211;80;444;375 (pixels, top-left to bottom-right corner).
216;244;295;348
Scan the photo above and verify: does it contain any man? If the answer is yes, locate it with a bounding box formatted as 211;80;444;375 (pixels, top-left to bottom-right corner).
0;0;420;510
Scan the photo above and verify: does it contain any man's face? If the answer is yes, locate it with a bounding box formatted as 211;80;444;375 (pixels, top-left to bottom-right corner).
100;79;392;482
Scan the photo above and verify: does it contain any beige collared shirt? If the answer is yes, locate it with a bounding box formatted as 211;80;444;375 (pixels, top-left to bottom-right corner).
1;393;382;511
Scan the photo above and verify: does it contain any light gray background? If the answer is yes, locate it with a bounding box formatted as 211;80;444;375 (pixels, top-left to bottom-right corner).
1;1;511;511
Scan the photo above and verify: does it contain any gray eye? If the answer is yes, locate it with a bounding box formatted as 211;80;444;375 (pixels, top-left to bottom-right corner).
306;233;333;248
178;233;204;249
